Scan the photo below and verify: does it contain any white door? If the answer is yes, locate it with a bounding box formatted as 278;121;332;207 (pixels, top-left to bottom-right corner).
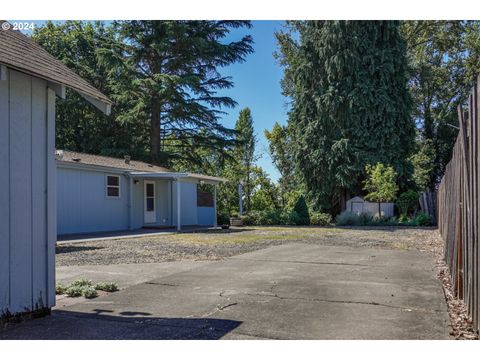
144;181;156;224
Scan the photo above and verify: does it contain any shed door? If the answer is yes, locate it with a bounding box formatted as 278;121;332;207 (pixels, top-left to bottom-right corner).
144;181;156;224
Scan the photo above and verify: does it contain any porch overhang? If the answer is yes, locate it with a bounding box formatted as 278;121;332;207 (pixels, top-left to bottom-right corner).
129;171;227;185
129;171;223;232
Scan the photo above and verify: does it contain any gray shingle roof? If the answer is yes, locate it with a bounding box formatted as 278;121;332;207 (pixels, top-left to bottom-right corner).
0;20;111;106
57;150;227;183
58;151;171;173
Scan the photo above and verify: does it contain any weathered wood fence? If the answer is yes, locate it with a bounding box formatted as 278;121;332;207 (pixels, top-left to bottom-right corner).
438;78;480;331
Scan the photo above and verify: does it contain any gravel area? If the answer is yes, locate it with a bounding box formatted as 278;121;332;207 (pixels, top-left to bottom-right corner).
56;226;439;266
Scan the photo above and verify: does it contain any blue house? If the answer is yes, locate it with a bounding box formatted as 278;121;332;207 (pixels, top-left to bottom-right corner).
56;150;225;235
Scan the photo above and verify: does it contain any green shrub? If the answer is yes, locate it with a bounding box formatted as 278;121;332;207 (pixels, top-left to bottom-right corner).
261;210;282;225
241;211;261;225
358;213;374;225
292;195;310;225
56;284;67;295
284;211;301;225
310;212;332;226
70;279;93;287
81;286;98;299
240;213;255;226
94;282;119;292
368;216;398;226
396;190;419;217
217;213;230;226
414;212;433;226
336;211;399;226
336;211;360;226
64;285;83;297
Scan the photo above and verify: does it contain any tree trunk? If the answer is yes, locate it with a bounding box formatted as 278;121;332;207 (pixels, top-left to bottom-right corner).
150;102;161;163
424;100;434;140
340;188;348;212
378;201;381;218
246;166;250;213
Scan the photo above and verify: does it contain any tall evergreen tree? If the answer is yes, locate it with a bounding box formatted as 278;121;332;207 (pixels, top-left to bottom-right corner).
277;21;415;213
103;20;254;166
235;108;257;212
33;21;146;157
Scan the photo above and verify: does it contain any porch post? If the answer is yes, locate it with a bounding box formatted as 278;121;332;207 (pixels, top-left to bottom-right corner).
176;179;181;231
128;176;134;230
213;184;217;228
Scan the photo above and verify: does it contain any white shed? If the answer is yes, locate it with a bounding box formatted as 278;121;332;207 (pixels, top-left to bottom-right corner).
0;22;111;318
346;196;395;217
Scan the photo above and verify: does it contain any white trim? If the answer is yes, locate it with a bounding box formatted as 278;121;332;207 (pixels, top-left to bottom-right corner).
106;174;121;199
79;93;111;115
0;65;7;81
56;161;225;184
0;63;111;114
47;82;66;99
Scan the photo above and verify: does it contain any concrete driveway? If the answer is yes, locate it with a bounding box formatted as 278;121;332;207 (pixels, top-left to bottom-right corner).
0;243;450;339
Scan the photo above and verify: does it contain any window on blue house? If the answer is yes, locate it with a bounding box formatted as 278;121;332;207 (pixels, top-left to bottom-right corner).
106;175;120;198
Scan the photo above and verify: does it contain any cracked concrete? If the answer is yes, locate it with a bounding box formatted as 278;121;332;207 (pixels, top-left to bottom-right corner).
0;243;450;339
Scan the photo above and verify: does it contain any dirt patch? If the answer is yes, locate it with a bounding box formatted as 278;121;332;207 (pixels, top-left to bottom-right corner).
415;230;479;340
57;226;438;266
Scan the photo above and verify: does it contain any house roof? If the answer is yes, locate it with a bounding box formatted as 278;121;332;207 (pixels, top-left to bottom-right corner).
58;151;171;173
0;21;112;113
57;150;227;184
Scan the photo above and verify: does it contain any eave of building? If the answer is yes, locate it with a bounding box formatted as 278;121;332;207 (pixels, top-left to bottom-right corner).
57;161;226;185
0;63;111;115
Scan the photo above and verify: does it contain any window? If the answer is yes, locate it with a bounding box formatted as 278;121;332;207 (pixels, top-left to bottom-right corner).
106;175;120;198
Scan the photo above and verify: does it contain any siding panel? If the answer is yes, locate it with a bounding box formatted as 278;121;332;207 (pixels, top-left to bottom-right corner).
0;69;10;312
172;181;198;226
46;88;56;307
31;77;48;308
9;70;33;312
57;167;129;234
198;207;214;226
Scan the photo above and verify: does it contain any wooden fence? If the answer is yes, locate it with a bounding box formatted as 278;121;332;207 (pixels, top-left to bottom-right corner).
438;78;480;331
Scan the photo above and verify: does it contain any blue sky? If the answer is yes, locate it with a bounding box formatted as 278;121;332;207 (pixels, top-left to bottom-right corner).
218;20;287;182
19;20;287;182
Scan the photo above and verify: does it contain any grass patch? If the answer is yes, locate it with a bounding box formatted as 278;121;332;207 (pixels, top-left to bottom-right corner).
158;226;347;246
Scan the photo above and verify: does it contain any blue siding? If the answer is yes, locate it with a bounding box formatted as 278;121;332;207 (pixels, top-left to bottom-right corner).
0;69;55;315
58;170;205;234
198;207;214;226
57;167;130;235
172;181;198;226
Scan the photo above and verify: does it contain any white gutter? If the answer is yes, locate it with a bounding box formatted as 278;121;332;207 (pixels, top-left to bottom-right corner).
130;172;225;184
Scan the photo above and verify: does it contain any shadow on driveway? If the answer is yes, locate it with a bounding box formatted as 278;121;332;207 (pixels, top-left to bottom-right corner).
0;310;242;340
